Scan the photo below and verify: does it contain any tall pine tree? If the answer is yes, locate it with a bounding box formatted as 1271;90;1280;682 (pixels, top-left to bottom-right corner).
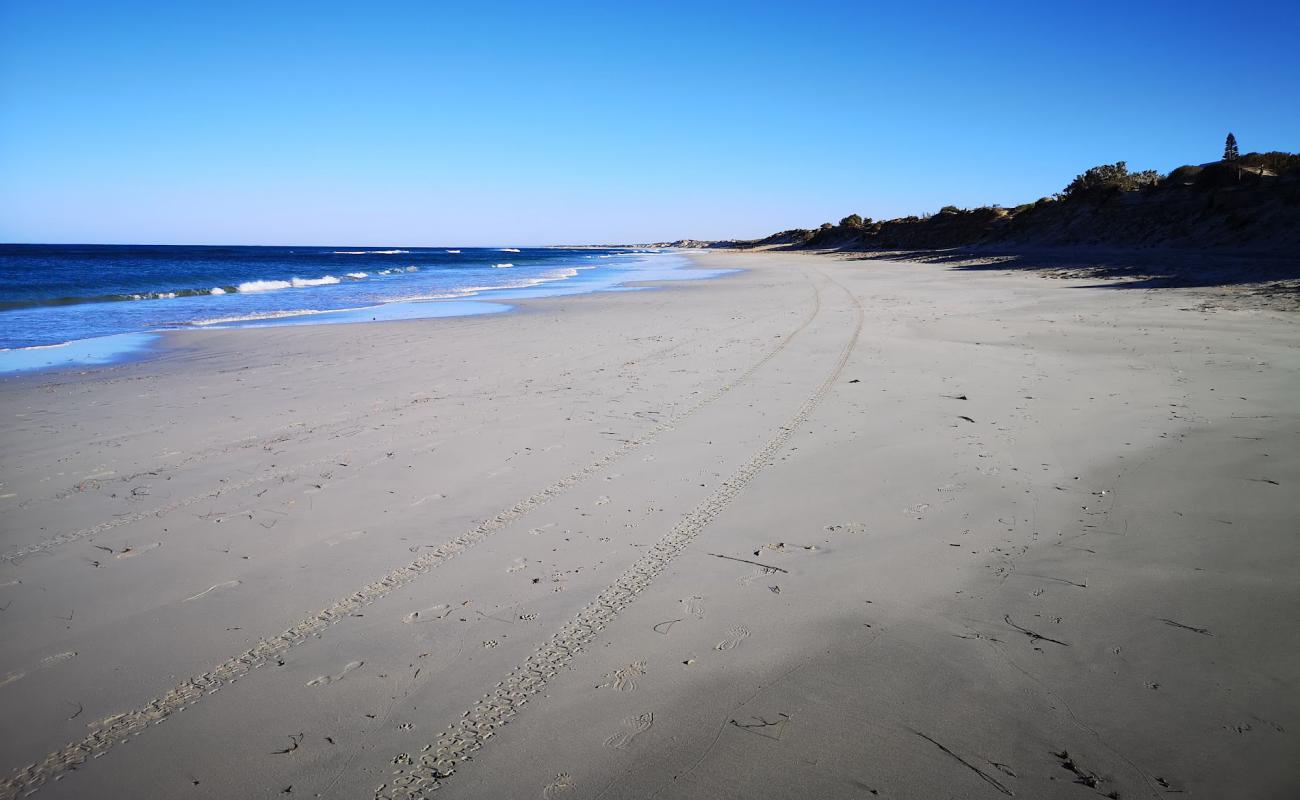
1224;132;1239;161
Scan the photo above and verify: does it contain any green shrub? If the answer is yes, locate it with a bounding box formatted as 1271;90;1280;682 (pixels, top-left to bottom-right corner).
1062;161;1162;198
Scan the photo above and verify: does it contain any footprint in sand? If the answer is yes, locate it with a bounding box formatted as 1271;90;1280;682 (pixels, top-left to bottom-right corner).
183;580;241;602
0;646;75;691
594;495;611;506
327;530;366;547
306;660;363;687
824;522;867;535
40;652;77;668
716;626;750;651
600;661;646;692
761;542;817;554
507;558;528;573
529;523;557;536
542;773;575;798
115;542;162;559
738;566;778;586
681;595;705;618
603;712;654;750
402;604;452;623
904;503;930;519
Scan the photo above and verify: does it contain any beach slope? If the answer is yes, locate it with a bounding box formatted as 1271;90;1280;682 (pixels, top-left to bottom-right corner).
1;252;1296;799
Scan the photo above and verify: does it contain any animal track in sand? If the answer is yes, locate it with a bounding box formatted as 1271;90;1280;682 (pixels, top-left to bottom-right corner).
603;712;654;750
600;661;646;692
594;495;611;506
402;604;452;623
306;660;363;687
542;773;575;798
183;580;241;602
681;595;705;618
115;542;162;559
715;626;750;651
507;558;528;573
529;523;557;536
483;640;499;648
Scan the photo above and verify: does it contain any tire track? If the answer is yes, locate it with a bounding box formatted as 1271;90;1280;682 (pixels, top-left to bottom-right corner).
0;267;823;800
375;270;862;798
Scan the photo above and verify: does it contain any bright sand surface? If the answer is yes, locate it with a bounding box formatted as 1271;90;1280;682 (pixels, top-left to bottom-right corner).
1;252;1296;799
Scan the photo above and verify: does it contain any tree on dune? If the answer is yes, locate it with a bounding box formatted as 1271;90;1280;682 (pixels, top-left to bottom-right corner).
1224;132;1239;161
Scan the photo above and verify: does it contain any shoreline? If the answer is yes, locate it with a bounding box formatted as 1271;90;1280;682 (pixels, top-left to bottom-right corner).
0;251;732;376
1;251;1296;798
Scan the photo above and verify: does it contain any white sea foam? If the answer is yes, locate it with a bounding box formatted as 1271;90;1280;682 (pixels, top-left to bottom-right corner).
236;279;292;293
210;287;227;295
499;248;521;253
345;272;369;279
291;276;340;287
493;263;514;268
445;249;461;253
332;249;409;255
190;308;337;326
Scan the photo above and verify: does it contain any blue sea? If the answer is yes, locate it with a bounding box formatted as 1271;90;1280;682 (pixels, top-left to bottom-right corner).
0;244;728;373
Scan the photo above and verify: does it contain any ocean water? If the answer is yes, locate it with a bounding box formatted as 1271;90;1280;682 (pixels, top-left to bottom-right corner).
0;245;730;372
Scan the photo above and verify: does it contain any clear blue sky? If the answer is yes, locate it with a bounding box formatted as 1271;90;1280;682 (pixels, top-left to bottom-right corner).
2;0;1297;246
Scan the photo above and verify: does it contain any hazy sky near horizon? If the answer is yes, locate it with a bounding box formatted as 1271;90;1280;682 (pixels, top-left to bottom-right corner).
2;1;1297;246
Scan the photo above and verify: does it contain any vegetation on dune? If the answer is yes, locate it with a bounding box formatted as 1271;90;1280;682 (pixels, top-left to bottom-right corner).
1061;161;1162;198
704;135;1300;253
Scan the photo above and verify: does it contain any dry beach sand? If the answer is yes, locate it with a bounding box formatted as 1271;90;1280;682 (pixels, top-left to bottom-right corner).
1;252;1297;799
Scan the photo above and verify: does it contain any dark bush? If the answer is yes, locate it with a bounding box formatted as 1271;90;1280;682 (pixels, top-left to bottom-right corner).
1062;161;1162;198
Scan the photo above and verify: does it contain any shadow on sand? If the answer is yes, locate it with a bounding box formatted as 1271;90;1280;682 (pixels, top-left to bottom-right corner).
812;246;1300;307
